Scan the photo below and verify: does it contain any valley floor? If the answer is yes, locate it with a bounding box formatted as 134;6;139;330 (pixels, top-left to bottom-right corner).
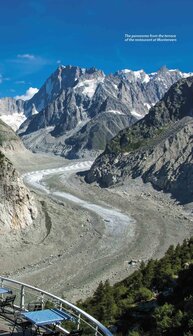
1;150;193;303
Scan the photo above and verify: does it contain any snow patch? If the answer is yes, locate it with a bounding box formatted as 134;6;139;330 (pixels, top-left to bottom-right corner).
119;69;150;83
0;112;26;131
121;69;132;74
144;103;151;110
142;74;150;83
106;110;125;115
31;104;39;115
149;72;157;78
130;109;143;119
75;78;104;98
58;67;63;89
112;83;118;90
180;71;193;78
121;69;144;79
133;70;144;80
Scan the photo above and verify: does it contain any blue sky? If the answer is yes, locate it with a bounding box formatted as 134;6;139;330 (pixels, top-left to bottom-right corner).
0;0;192;98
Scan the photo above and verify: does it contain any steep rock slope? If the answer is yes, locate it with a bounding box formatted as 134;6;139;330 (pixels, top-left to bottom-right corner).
0;118;27;152
18;66;192;158
0;120;37;232
86;77;193;203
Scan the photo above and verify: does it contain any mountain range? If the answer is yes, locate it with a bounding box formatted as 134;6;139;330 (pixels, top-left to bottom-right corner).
86;76;193;203
0;65;192;159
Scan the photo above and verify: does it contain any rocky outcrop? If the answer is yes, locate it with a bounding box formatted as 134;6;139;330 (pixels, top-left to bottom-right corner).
17;66;192;158
0;120;37;232
86;77;193;203
0;119;26;152
0;152;37;232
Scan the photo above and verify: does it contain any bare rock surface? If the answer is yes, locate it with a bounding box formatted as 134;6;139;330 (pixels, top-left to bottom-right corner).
0;153;37;232
0;120;37;233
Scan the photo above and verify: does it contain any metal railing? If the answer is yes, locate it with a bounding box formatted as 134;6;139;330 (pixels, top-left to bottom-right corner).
0;276;113;336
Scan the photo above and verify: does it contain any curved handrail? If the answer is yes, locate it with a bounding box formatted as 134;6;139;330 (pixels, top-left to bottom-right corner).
0;276;113;336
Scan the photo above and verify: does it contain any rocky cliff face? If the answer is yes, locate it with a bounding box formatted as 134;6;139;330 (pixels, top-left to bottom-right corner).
0;120;37;232
17;65;192;158
0;153;37;232
0;97;24;115
86;77;193;203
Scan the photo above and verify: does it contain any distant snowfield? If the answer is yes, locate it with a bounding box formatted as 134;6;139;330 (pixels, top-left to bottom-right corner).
75;78;104;98
23;161;135;240
106;109;125;115
0;112;26;131
130;109;143;119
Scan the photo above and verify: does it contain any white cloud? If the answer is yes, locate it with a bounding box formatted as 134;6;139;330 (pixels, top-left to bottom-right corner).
0;74;2;84
15;87;39;101
17;54;35;60
56;60;61;64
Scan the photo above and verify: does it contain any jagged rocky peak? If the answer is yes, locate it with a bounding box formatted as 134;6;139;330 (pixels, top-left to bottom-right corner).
115;68;150;83
86;76;193;203
24;65;105;117
50;65;85;89
45;64;104;92
157;65;169;74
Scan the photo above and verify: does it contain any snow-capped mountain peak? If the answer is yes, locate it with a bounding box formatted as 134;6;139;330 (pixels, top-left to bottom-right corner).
116;69;149;83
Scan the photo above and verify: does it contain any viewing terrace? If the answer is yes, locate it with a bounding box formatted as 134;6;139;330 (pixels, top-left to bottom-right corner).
0;277;113;336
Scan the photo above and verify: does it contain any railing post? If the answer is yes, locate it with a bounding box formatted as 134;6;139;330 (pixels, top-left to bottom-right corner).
41;292;44;309
20;285;25;310
77;313;81;330
0;278;3;299
95;325;99;336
